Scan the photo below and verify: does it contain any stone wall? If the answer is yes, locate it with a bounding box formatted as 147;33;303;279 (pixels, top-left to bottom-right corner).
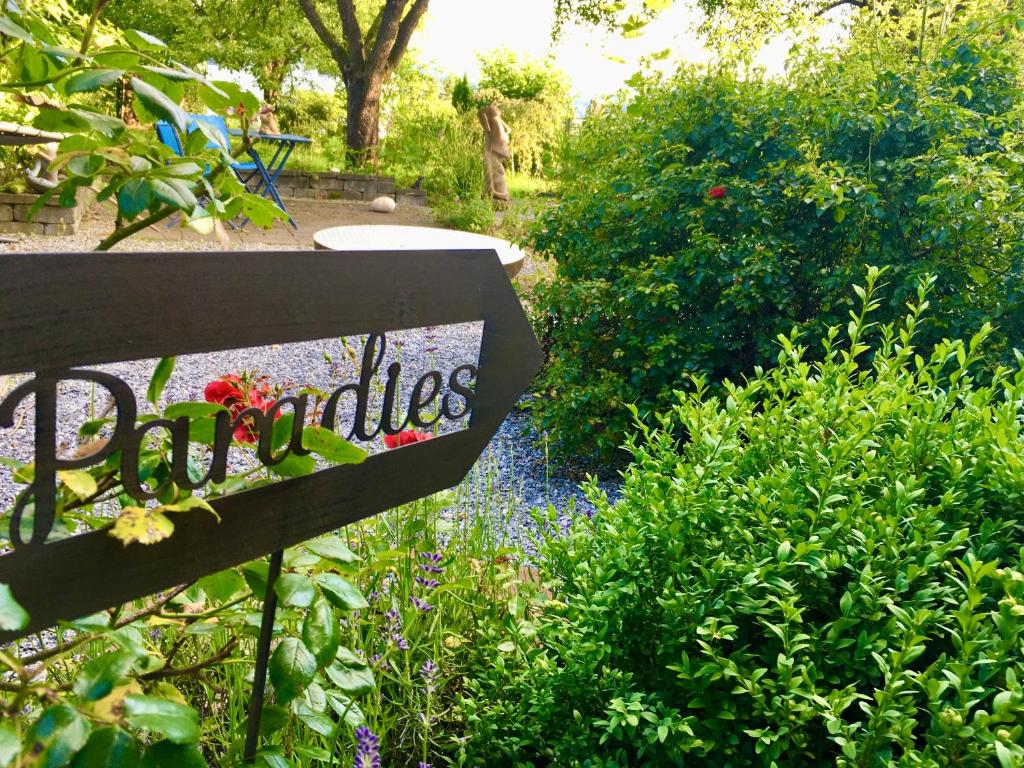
0;190;87;235
274;170;428;207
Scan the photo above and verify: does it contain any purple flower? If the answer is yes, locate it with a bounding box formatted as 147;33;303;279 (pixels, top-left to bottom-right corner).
420;658;439;693
419;552;444;575
390;632;410;651
384;608;402;631
410;595;433;613
354;726;381;768
368;653;389;671
419;764;433;768
415;576;440;590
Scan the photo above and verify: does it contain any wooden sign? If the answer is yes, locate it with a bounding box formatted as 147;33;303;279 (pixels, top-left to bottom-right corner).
0;248;543;642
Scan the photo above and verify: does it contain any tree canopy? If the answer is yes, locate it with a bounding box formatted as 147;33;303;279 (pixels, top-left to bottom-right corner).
72;0;331;103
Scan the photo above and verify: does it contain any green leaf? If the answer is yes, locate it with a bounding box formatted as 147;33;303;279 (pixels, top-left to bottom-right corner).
325;692;365;727
269;638;317;704
123;696;200;745
301;427;366;465
256;706;289;737
197;569;247;603
314;573;368;610
270;453;316;478
140;65;199;83
117;179;151;219
0;723;19;768
242;561;269;600
0;584;29;632
25;705;91;767
254;746;292;768
147;357;175;407
302;597;340;667
304;536;360;564
239;194;288;229
124;29;167;50
163;403;227;419
69;727;142;768
149;178;197;210
274;573;316;608
325;657;375;697
294;703;336;738
73;650;138;702
58;469;98;500
140;742;207;768
65;69;123;95
130;77;186;132
0;15;33;43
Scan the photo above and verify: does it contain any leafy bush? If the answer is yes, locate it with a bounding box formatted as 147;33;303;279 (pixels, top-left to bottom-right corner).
464;272;1024;766
529;12;1024;461
433;197;495;234
276;89;346;145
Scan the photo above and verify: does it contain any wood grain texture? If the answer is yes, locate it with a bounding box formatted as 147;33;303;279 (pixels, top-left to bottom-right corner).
0;248;543;641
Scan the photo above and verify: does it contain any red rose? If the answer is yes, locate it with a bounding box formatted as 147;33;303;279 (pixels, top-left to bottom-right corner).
204;375;244;405
204;373;281;444
383;429;432;449
708;185;727;199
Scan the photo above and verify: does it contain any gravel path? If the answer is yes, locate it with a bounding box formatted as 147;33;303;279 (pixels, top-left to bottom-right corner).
0;219;617;547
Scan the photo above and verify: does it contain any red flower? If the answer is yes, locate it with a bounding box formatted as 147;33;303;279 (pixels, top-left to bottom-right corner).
204;373;280;443
708;185;727;199
383;430;433;450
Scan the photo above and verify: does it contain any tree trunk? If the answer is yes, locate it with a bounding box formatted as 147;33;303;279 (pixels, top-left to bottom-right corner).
260;59;287;108
345;73;382;164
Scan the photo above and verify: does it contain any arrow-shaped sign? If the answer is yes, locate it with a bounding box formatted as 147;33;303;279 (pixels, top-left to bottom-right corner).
0;248;543;641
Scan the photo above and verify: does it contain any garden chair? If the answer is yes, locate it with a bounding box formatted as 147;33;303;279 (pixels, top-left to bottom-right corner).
154;116;292;228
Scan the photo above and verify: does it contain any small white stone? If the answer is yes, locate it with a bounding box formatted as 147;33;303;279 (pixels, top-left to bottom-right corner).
370;196;397;214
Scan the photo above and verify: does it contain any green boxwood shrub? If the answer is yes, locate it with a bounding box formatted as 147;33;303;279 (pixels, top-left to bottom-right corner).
464;273;1024;767
530;18;1024;461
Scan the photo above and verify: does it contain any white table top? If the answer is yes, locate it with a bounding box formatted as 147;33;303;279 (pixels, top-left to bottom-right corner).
312;225;527;278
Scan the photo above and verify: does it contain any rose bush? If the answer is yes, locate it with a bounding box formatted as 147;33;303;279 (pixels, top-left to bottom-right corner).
528;5;1024;462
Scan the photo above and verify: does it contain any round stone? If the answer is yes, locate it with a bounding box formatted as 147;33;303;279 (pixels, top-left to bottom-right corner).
370;196;397;214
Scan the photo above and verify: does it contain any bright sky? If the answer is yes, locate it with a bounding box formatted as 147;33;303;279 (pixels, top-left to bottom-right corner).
213;1;840;106
414;0;798;101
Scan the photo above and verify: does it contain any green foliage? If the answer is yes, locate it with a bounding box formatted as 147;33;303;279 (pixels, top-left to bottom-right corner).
530;8;1024;461
276;89;346;145
433;197;495;234
451;74;473;114
478;49;567;102
0;1;286;249
476;50;573;177
464;273;1024;766
72;0;332;102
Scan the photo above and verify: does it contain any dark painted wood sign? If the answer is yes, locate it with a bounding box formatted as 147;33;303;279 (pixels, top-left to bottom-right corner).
0;248;543;642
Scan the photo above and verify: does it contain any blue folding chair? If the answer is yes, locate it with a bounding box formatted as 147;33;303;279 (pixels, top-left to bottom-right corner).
155;116;296;228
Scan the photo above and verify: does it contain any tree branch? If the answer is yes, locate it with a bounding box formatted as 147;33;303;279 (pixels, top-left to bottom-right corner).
367;0;407;75
16;584;192;666
296;0;348;68
141;638;238;681
814;0;867;18
387;0;429;73
95;205;178;251
336;0;366;69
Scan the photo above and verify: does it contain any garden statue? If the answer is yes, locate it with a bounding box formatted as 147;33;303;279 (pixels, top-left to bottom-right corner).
25;143;58;192
257;103;280;135
478;103;511;202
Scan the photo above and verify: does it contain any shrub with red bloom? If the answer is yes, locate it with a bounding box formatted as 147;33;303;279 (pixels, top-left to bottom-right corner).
383;429;432;449
708;185;727;199
204;373;280;443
